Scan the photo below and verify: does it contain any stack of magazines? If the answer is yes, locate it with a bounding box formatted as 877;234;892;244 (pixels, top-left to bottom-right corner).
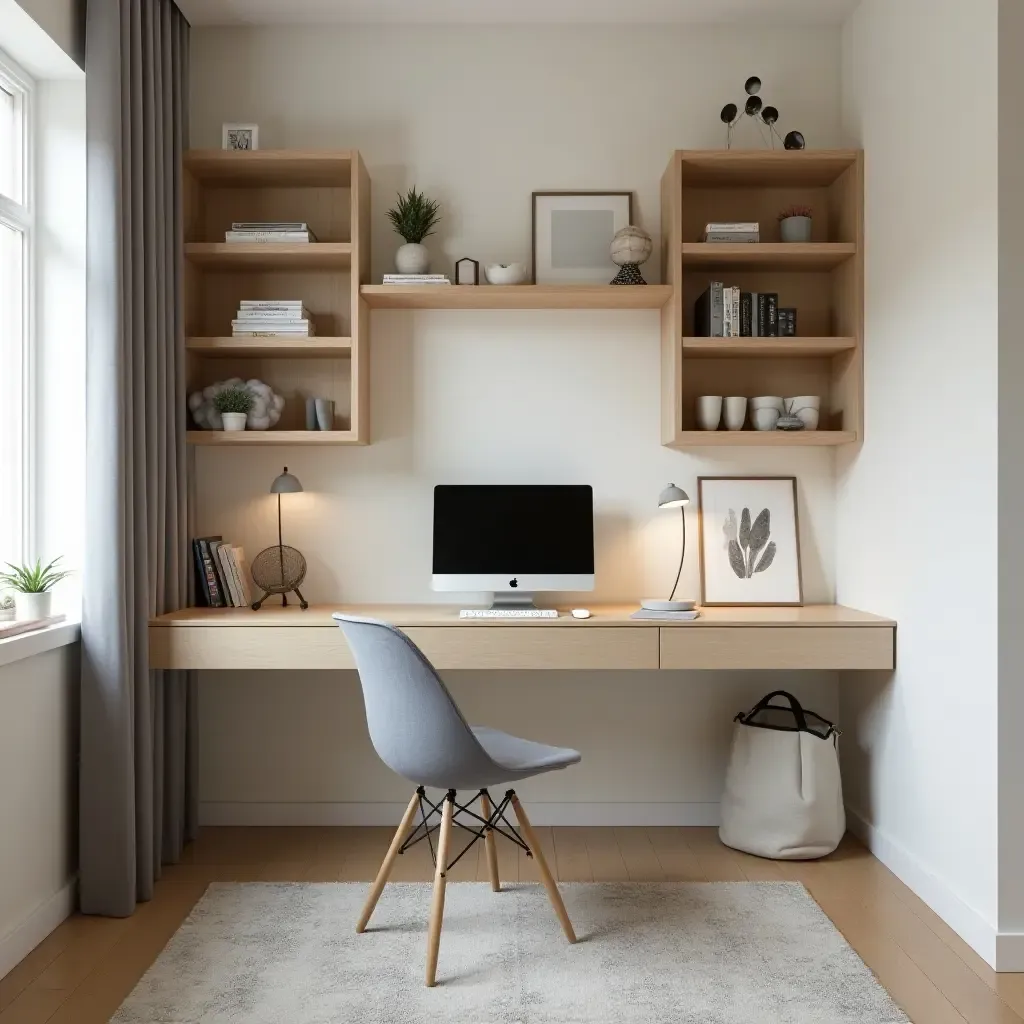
232;300;315;337
382;274;450;286
225;221;317;243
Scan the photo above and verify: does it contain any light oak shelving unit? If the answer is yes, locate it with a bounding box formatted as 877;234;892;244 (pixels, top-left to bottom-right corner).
661;149;864;448
361;283;673;310
183;149;370;446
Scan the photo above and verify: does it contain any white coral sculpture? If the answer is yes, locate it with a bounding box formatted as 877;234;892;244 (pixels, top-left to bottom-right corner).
188;378;284;431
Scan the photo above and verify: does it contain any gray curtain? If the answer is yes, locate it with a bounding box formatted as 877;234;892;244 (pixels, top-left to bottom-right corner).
81;0;196;917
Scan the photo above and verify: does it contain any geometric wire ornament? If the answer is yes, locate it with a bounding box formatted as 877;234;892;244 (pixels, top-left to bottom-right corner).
720;75;805;151
250;544;308;610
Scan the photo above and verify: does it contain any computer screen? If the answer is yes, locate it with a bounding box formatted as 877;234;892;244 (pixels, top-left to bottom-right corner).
432;485;594;591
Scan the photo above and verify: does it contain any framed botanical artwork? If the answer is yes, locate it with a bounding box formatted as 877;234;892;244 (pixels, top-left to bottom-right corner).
532;191;633;284
697;477;803;606
222;123;259;151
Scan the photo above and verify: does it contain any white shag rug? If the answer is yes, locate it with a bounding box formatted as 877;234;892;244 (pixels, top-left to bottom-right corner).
113;882;907;1023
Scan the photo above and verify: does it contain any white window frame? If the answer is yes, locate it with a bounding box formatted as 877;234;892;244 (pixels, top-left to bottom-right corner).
0;47;35;564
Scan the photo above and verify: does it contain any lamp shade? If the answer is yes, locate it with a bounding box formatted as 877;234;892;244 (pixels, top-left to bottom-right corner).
658;483;689;509
270;466;303;494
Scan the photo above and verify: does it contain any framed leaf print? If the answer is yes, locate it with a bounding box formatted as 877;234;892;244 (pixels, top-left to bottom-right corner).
697;477;803;606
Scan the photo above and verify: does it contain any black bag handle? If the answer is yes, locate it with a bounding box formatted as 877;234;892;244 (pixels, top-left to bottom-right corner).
740;690;809;732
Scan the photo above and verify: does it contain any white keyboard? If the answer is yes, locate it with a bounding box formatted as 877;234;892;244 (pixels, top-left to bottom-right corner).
459;609;559;619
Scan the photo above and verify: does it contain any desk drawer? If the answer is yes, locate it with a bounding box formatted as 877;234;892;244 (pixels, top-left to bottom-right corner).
659;626;895;670
150;626;356;671
404;627;659;670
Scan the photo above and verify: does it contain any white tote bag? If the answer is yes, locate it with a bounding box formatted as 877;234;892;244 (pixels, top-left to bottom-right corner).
719;690;845;860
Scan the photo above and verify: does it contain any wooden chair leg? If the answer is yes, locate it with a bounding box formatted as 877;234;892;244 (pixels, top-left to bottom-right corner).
511;793;576;943
356;790;421;934
480;791;501;892
425;792;455;987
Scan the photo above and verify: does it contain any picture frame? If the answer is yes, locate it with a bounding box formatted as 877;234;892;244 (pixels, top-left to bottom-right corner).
532;191;633;284
222;123;259;151
697;476;803;606
454;257;480;285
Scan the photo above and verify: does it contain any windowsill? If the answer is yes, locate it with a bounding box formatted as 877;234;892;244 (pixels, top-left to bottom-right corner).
0;619;80;670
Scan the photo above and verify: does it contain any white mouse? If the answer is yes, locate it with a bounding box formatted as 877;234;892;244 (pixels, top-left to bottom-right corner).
571;608;591;619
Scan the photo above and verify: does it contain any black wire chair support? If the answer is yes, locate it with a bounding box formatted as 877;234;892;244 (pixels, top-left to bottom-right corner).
398;787;531;873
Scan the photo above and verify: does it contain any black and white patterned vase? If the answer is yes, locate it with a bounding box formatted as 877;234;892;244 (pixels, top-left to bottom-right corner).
610;263;647;285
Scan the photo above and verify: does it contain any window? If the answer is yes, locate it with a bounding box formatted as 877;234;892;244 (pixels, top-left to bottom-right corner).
0;51;31;568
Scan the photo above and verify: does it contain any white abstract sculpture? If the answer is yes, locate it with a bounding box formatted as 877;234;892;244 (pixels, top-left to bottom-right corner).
189;378;285;431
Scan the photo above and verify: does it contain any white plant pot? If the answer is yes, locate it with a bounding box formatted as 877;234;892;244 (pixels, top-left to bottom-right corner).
395;242;430;274
15;591;51;621
221;412;248;432
779;216;812;243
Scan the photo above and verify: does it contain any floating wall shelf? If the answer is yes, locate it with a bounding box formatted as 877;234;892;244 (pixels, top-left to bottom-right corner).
186;337;353;358
361;283;673;310
186;430;362;446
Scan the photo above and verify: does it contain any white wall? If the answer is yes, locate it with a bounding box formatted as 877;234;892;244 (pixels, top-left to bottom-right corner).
998;0;1024;964
189;24;845;824
12;0;82;67
838;0;1001;964
0;645;78;978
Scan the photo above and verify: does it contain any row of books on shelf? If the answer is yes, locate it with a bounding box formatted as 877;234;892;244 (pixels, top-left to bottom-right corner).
232;299;315;337
193;536;252;608
224;222;318;243
694;282;797;338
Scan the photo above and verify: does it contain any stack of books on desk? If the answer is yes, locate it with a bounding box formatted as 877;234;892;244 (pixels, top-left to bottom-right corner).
192;536;252;608
382;274;450;286
232;300;315;337
702;221;759;243
225;222;317;243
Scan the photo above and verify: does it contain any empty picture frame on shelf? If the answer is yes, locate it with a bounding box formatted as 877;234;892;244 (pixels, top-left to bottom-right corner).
454;257;480;285
222;123;259;151
532;191;632;284
697;477;803;607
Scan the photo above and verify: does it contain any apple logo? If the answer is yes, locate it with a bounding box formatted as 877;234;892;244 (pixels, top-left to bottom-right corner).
509;578;519;588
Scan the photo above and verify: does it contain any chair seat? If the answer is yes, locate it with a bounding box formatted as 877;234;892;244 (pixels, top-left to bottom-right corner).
471;726;581;775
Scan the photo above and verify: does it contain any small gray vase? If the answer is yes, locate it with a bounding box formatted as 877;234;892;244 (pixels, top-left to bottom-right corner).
314;398;335;431
780;216;812;243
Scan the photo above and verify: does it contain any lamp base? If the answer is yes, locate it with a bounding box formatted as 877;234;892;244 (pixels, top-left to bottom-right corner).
641;599;697;612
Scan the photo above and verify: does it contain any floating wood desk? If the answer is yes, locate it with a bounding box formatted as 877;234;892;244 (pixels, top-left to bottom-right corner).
149;604;895;672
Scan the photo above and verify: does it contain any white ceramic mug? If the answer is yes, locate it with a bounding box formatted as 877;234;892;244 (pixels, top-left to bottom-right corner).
723;396;747;431
752;407;780;431
750;396;785;413
696;395;723;431
785;395;820;430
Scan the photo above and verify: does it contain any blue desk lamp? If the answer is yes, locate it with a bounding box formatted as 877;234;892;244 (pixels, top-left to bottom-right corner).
641;484;696;612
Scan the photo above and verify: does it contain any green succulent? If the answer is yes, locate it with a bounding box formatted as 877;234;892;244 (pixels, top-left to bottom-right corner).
214;386;254;415
386;187;441;244
0;557;73;594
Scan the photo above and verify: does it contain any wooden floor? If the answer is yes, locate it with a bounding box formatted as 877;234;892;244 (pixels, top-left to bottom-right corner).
1;826;1022;1023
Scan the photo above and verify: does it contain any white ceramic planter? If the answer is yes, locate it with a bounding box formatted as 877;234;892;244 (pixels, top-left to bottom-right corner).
395;242;430;274
15;591;51;620
221;412;248;432
780;216;812;243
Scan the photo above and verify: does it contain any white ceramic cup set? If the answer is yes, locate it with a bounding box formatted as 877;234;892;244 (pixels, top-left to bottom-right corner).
696;395;820;431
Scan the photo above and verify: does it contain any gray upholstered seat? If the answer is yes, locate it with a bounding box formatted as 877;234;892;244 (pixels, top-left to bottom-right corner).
332;613;580;790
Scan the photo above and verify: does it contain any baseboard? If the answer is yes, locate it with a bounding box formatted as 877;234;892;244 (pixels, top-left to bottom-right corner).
995;931;1024;972
845;806;1002;969
0;880;76;980
199;801;722;828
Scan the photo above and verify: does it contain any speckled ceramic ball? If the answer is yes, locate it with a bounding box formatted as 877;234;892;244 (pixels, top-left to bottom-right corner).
610;225;652;268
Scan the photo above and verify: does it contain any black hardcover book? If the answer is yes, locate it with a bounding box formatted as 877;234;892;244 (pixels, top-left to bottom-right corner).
192;539;210;606
756;293;768;336
694;286;711;337
198;536;226;607
739;291;752;337
766;293;778;337
779;307;797;337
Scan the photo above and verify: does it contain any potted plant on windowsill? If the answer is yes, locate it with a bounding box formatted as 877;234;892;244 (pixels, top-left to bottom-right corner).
387;186;441;275
0;557;72;621
214;385;254;431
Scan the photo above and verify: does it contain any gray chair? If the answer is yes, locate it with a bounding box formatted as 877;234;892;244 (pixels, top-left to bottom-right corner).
333;613;581;987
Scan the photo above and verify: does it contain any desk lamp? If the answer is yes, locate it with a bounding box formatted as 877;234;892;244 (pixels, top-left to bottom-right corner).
641;484;696;612
251;466;309;610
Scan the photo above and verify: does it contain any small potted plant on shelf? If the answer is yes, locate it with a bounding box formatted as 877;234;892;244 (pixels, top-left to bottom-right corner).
387;186;441;275
0;557;72;620
214;385;253;431
778;205;813;243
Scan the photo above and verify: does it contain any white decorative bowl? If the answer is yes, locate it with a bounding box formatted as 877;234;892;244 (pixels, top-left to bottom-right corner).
485;263;529;285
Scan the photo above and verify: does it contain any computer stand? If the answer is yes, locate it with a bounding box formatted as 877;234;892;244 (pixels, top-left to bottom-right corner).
490;592;537;610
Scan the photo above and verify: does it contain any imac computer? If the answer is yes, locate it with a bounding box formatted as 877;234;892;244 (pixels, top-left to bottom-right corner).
432;484;594;609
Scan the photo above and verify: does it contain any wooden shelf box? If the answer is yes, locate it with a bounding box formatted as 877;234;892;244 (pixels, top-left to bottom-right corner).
183;149;371;444
661;149;864;448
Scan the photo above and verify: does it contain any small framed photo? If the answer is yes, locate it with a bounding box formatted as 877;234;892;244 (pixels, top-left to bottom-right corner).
532;191;632;284
454;257;480;285
697;477;803;606
222;123;259;151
